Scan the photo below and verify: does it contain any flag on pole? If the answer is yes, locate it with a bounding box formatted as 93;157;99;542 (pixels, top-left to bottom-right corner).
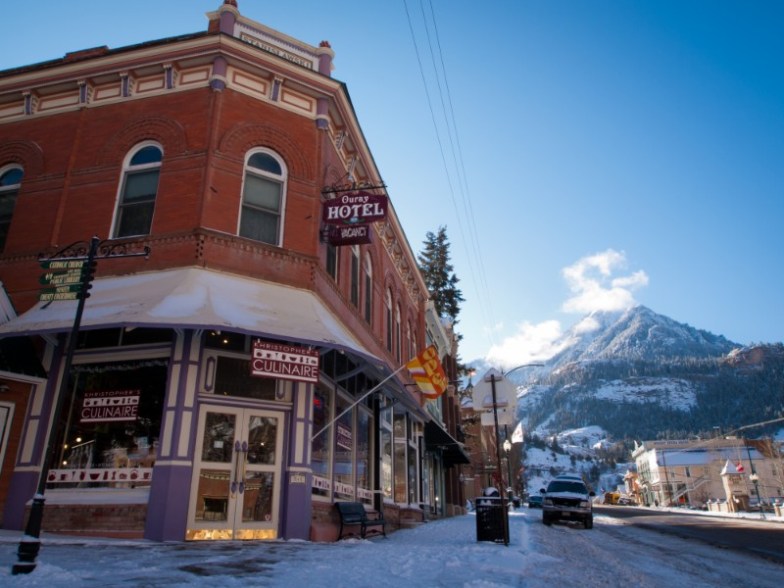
405;345;448;400
511;422;524;444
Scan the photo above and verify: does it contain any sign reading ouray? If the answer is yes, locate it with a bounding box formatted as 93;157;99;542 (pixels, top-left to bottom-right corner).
321;191;388;225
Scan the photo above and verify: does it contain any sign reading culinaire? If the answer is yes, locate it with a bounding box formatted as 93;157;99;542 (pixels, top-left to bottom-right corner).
321;191;388;225
251;340;320;384
80;390;141;423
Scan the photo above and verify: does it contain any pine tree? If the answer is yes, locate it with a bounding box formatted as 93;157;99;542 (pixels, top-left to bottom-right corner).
417;226;464;323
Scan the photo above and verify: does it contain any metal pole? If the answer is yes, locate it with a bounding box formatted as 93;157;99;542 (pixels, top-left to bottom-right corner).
746;442;765;519
13;236;100;575
490;374;509;546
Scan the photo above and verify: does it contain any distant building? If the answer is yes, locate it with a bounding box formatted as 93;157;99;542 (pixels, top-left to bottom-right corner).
632;438;783;509
0;1;466;542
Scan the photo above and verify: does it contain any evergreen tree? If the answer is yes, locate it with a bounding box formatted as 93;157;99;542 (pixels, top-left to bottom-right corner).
417;226;464;323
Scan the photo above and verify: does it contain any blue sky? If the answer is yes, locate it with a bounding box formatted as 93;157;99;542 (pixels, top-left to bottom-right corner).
4;1;783;366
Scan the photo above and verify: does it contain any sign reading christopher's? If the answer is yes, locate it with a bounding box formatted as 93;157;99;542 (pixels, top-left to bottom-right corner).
321;191;388;225
251;340;320;384
80;390;140;423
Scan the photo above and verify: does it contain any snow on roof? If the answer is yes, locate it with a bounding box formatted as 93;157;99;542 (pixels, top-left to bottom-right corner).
0;267;378;361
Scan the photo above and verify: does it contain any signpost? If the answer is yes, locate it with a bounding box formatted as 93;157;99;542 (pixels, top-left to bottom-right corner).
13;236;150;575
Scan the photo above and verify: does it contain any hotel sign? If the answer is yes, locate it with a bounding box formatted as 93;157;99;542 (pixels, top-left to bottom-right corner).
251;340;320;384
326;224;372;246
321;191;388;225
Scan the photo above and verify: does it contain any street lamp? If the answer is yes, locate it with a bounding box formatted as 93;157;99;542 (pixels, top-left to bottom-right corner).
483;363;542;546
503;438;513;500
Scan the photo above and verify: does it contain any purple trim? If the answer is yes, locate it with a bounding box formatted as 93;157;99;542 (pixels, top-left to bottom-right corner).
219;10;236;35
1;471;39;530
144;465;193;541
318;50;332;77
279;382;312;540
210;56;228;91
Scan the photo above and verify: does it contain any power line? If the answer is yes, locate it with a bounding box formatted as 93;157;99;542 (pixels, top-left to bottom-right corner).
402;0;499;353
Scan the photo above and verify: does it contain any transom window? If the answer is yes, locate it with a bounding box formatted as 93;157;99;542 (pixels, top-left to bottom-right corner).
113;143;162;238
239;150;286;245
0;166;23;252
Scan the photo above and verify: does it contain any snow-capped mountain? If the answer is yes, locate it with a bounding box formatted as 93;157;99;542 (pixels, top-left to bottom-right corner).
514;305;784;438
496;305;784;490
540;305;737;376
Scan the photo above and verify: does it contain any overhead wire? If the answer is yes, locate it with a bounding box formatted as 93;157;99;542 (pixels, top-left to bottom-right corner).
402;0;499;353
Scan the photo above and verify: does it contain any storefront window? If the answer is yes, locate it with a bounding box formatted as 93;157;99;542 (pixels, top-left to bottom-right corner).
334;397;354;500
356;409;372;504
49;359;167;488
214;356;276;400
407;440;418;504
394;412;407;503
311;387;331;498
381;429;392;499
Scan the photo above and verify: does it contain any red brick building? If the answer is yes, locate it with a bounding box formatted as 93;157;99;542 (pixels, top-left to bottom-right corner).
0;1;465;542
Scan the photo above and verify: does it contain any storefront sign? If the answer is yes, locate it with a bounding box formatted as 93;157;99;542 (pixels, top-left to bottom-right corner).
327;224;372;246
336;422;353;451
321;191;388;225
80;390;140;423
251;340;320;384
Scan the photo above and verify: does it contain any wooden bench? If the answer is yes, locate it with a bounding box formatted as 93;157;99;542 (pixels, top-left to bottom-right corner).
335;502;386;540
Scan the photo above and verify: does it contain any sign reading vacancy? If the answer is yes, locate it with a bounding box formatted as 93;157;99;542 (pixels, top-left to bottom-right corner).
80;390;140;423
327;224;372;246
252;340;320;384
322;191;388;225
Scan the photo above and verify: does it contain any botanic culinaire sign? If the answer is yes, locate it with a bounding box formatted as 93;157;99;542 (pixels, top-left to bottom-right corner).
80;390;140;423
251;340;320;384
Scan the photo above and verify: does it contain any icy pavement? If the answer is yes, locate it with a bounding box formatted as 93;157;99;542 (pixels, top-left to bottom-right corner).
1;509;783;587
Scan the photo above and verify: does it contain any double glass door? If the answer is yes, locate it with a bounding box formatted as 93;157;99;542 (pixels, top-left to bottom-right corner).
187;405;282;540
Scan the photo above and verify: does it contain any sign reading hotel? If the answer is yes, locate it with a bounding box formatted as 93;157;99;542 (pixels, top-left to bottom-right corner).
80;390;140;423
321;191;388;225
251;340;320;384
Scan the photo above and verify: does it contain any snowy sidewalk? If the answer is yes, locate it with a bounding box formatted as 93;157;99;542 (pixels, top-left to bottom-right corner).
2;509;784;587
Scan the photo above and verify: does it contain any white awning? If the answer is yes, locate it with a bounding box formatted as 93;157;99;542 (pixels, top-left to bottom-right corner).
0;267;379;361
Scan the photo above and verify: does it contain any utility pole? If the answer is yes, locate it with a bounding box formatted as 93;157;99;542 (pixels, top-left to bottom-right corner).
13;236;150;575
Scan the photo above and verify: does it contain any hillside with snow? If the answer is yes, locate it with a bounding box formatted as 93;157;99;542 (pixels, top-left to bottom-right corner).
484;305;784;493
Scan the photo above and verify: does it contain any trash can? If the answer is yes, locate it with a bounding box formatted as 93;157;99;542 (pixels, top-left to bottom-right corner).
475;496;507;543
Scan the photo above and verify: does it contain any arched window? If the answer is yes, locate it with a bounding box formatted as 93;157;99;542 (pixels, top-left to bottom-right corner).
395;304;402;362
0;165;23;252
350;245;360;307
363;253;373;324
113;143;162;238
385;289;393;353
239;149;286;245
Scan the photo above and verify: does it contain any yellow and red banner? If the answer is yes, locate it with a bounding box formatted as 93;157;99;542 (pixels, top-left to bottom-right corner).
405;345;448;400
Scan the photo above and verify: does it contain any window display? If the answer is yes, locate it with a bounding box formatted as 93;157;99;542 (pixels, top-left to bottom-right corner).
48;359;167;488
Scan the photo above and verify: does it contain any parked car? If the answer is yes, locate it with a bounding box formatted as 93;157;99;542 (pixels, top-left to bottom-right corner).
528;495;543;508
540;478;595;529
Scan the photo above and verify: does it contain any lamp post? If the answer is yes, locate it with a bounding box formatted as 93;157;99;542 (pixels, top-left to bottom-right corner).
12;237;150;575
503;438;513;500
746;441;765;520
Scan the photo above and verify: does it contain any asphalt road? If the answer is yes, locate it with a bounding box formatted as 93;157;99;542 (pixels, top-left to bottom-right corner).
594;505;784;565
